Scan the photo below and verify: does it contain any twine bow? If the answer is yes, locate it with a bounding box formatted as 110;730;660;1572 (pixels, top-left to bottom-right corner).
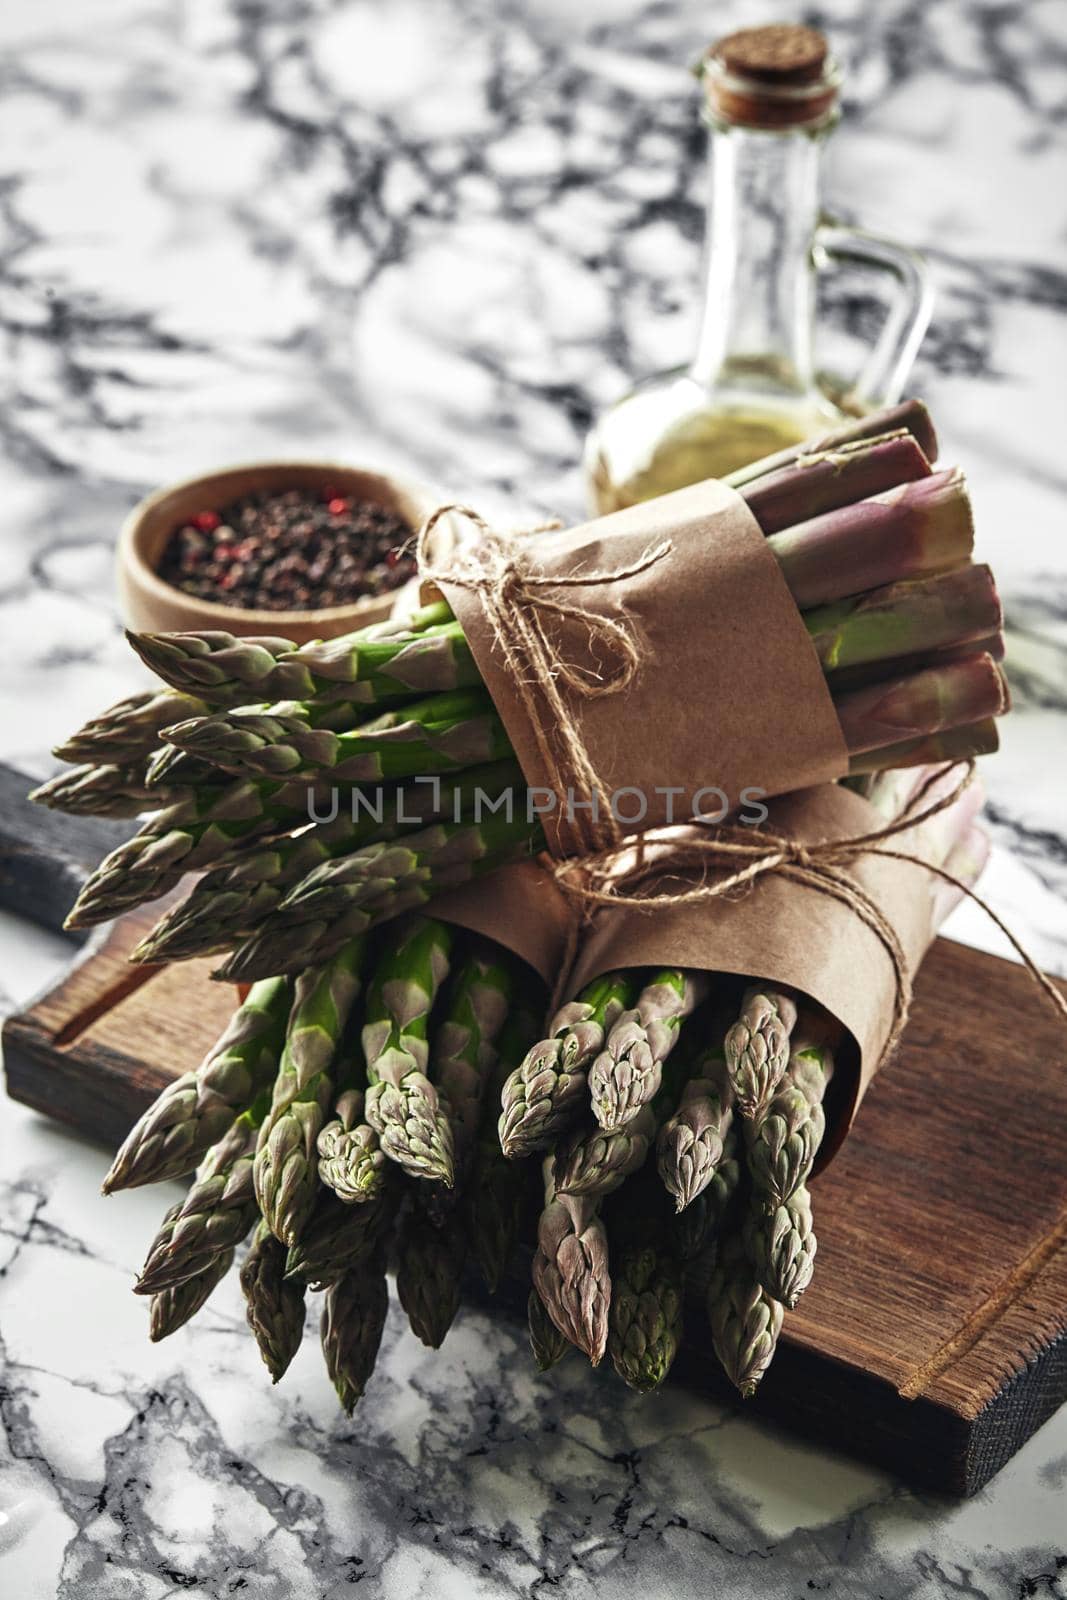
417;503;671;855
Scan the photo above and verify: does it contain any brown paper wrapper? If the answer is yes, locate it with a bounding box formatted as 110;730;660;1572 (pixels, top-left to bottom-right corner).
430;857;573;989
566;784;946;1171
426;481;848;854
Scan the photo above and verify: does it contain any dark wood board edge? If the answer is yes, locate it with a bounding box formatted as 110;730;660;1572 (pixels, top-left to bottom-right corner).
0;763;138;942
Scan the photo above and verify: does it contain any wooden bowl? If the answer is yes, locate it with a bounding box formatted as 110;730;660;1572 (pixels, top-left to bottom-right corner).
116;461;450;644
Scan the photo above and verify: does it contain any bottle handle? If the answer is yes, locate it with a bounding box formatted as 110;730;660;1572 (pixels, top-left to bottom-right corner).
813;222;935;409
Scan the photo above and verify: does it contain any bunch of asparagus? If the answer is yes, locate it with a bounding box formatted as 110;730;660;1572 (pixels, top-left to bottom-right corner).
105;917;548;1408
503;763;989;1395
34;402;1005;980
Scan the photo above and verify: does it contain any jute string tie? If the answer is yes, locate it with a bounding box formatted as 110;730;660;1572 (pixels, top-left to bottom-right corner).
416;506;1067;1061
417;504;671;856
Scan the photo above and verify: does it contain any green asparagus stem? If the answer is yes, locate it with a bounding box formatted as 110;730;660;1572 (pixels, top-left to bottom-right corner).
102;978;290;1193
29;763;162;818
745;1186;817;1309
219;812;543;983
656;1038;736;1212
321;1256;390;1412
254;941;366;1246
132;760;523;963
836;652;1008;756
467;1003;542;1293
134;1099;266;1294
724;986;798;1121
745;1037;834;1211
164;687;510;783
738;429;932;535
289;615;478;701
395;1205;467;1348
707;1234;784;1398
528;1288;571;1371
356;917;456;1185
148;1247;235;1341
53;687;209;765
531;1160;611;1365
240;1221;307;1383
498;972;636;1159
283;1187;396;1290
588;969;707;1133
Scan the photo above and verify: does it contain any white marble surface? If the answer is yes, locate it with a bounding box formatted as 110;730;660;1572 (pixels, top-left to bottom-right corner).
1;0;1066;1595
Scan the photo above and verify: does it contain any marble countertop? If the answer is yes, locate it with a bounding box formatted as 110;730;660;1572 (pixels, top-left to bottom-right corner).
1;0;1065;1595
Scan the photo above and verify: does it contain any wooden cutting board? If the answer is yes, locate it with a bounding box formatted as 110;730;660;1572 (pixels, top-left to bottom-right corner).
3;770;1067;1496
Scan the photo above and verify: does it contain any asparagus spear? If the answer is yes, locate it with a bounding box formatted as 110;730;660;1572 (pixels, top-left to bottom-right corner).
132;760;523;963
29;763;163;819
425;939;516;1199
766;468;972;610
745;1038;834;1210
552;1105;656;1200
134;1099;266;1294
723;398;938;489
395;1205;467;1348
745;1187;817;1309
65;778;316;929
254;940;366;1246
361;917;456;1185
163;687;510;783
127;600;454;704
317;1088;385;1204
467;1003;542;1293
291;615;478;701
846;716;999;775
240;1221;307;1383
102;977;289;1193
656;1038;735;1212
284;1187;396;1290
607;1237;684;1394
805;565;1001;675
499;972;636;1159
588;969;707;1133
219;813;542;983
148;1247;235;1341
667;1127;741;1261
724;986;798;1121
528;1288;571;1371
321;1256;390;1412
835;652;1008;756
707;1233;784;1398
739;429;932;535
531;1159;611;1365
53;687;209;765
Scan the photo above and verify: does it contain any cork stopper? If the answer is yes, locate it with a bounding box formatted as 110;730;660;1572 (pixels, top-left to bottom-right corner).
699;23;841;131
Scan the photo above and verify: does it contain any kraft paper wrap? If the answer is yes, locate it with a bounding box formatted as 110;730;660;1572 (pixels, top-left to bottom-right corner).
424;481;849;854
566;784;946;1171
431;858;572;988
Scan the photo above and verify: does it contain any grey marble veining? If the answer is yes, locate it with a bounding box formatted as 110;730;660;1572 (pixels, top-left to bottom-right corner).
1;0;1066;1596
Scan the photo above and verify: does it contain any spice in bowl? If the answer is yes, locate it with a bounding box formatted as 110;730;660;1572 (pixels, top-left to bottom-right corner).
156;486;419;611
